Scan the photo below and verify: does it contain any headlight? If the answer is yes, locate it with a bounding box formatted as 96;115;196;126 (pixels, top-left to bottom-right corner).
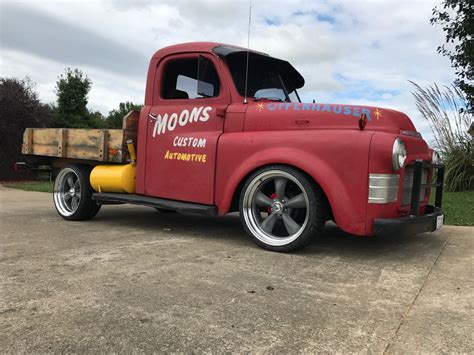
392;138;407;171
432;150;441;164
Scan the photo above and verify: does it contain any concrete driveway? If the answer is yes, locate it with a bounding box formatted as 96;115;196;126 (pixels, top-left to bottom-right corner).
0;187;472;353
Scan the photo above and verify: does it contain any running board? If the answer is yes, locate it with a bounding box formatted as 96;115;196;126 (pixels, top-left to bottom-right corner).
92;193;218;216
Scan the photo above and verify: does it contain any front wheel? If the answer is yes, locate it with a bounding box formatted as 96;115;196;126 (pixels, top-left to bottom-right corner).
53;164;101;221
239;166;325;252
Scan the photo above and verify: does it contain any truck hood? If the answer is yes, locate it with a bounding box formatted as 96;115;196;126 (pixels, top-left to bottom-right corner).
243;102;417;134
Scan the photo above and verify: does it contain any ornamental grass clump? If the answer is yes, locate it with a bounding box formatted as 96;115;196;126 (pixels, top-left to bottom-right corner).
411;82;473;191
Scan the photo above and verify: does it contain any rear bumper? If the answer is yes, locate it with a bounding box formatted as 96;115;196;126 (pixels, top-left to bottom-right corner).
374;205;443;236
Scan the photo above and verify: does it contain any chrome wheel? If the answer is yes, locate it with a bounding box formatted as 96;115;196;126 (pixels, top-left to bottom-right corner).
54;167;81;217
242;170;310;247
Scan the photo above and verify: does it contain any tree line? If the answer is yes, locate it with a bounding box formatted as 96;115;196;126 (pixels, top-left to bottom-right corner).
2;68;142;130
0;68;142;179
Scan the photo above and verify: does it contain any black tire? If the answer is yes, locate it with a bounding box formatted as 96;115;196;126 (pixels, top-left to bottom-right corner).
53;164;101;221
239;165;325;252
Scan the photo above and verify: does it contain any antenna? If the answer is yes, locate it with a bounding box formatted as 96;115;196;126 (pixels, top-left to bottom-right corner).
243;0;252;104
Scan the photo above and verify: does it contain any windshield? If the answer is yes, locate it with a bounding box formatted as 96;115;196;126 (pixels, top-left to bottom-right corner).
226;53;300;102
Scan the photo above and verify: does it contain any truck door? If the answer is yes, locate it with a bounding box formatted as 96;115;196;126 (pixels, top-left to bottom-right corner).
144;53;229;204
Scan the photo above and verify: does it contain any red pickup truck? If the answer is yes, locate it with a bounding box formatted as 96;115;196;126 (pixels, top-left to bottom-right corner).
23;42;445;252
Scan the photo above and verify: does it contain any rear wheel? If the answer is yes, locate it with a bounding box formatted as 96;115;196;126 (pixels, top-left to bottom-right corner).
239;165;325;252
53;164;101;221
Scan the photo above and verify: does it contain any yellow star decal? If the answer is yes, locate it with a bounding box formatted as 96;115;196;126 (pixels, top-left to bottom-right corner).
374;108;383;120
256;103;265;112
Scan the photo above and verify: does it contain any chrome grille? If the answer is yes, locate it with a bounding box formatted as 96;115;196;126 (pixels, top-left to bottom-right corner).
402;166;428;205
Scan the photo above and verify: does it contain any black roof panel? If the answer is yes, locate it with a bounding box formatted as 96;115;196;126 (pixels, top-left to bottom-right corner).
212;45;305;91
212;45;268;57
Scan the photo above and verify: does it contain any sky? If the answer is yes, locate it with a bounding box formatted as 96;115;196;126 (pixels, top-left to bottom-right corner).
1;0;456;142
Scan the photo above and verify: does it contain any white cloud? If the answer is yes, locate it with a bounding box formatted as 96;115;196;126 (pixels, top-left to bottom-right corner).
1;48;144;114
1;0;456;143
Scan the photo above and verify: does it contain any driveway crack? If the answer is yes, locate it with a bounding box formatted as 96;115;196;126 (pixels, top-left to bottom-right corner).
383;236;449;354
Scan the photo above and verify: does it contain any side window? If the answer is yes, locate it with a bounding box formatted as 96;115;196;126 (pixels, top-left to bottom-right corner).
161;56;220;100
288;90;299;103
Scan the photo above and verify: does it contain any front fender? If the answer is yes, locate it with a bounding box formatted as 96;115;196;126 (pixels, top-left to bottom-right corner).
215;130;374;236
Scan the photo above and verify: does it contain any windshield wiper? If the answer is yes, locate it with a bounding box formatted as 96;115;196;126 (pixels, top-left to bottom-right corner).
278;74;291;103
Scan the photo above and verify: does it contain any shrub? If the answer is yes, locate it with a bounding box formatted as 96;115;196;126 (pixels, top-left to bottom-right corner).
0;77;55;180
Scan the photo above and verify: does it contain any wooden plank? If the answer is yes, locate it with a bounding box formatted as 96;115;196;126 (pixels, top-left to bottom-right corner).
63;146;100;160
122;111;139;143
107;130;125;162
121;111;139;164
65;129;100;147
22;129;28;154
31;128;60;145
99;129;108;161
122;110;139;131
57;129;67;157
25;128;33;154
22;126;133;163
32;145;56;157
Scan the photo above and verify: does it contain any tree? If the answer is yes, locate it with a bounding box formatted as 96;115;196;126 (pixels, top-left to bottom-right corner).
411;81;473;191
0;77;55;179
431;0;474;111
55;68;96;128
106;101;143;128
89;110;108;129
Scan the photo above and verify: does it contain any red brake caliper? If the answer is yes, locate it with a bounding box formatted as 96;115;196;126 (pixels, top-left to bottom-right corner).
267;192;277;213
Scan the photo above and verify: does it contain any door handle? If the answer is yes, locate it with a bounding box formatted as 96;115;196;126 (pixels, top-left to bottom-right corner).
148;113;158;122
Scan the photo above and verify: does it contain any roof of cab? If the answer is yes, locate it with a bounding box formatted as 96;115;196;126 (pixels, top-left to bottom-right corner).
151;42;265;59
151;42;305;90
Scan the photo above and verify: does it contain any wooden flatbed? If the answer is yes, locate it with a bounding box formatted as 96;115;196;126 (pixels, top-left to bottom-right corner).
21;111;139;163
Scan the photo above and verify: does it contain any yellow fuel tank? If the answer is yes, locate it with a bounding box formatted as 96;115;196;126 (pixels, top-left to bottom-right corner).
90;164;136;193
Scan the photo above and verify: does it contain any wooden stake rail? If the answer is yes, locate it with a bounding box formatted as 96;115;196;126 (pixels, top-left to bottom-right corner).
21;111;139;164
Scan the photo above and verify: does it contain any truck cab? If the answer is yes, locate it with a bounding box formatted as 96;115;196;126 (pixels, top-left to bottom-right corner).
24;42;445;252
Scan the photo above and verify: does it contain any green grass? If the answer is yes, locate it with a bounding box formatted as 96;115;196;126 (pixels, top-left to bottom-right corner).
438;190;474;226
3;181;473;226
3;181;54;193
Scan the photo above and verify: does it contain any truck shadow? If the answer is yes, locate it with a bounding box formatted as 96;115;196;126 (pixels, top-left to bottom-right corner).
92;205;447;260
